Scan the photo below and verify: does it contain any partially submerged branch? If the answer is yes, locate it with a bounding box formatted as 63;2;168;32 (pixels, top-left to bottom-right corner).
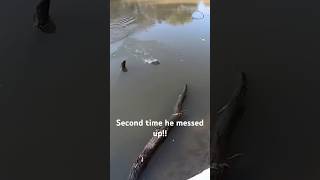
128;84;188;180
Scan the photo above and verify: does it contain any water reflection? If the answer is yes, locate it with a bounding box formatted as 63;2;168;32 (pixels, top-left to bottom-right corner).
110;0;210;43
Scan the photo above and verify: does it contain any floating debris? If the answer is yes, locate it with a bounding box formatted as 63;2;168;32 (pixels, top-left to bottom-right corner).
144;58;160;65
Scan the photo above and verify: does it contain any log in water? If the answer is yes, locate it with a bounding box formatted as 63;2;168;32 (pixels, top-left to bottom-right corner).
128;84;188;180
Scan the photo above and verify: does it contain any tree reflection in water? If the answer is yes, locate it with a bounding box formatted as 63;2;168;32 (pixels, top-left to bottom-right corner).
110;0;210;43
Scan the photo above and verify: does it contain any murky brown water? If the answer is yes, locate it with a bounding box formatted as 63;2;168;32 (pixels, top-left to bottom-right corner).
110;0;210;179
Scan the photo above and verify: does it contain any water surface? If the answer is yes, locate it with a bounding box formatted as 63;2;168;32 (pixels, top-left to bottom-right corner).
110;0;210;179
213;0;320;179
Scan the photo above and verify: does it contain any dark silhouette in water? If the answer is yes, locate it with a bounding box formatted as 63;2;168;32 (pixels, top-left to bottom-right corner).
121;60;128;72
33;0;56;33
211;72;247;180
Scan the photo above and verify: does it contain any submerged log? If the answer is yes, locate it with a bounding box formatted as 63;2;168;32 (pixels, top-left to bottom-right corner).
128;84;188;180
211;72;247;180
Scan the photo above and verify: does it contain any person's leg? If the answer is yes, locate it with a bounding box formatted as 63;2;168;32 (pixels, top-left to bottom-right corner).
34;0;56;33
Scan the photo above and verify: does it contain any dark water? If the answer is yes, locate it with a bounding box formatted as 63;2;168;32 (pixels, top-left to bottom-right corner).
0;0;107;180
110;0;210;179
213;0;320;179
